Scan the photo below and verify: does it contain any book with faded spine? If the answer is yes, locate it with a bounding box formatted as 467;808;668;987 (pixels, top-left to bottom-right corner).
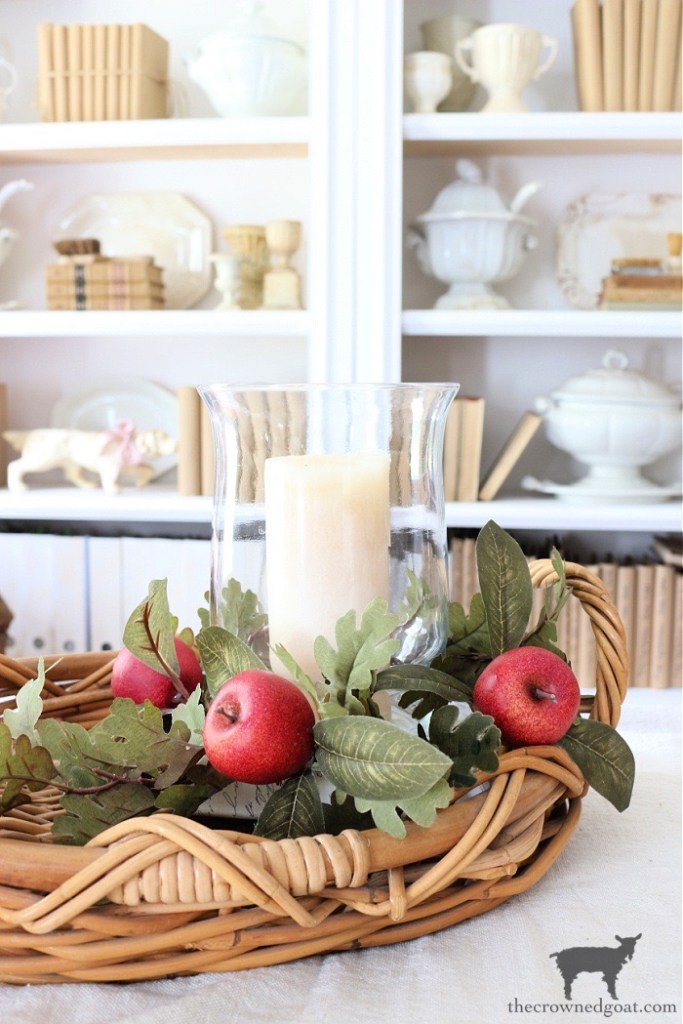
66;23;82;122
478;411;542;501
177;387;202;497
130;23;169;119
571;0;605;109
105;24;120;120
456;396;485;502
443;398;462;502
652;0;682;109
623;0;642;110
47;281;164;298
36;23;55;121
46;258;163;285
638;0;660;109
47;295;165;310
602;0;625;110
632;560;656;684
648;562;676;686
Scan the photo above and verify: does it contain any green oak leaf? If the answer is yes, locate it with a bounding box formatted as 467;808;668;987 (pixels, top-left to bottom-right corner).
122;578;180;679
169;687;205;746
3;661;46;744
322;792;374;833
196;625;267;698
313;716;452;803
218;579;268;640
52;784;157;845
88;698;203;788
355;778;452;839
559;718;635;812
314;598;400;709
476;520;533;656
271;645;320;705
447;593;492;655
254;771;326;840
37;717;103;787
428;706;500;787
0;728;58;812
153;763;222;816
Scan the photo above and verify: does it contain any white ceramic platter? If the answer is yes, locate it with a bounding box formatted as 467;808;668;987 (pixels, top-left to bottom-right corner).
51;376;178;482
55;193;213;309
556;193;682;310
521;474;681;505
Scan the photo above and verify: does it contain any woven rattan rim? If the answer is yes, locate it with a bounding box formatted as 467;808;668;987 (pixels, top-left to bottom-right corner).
0;558;628;984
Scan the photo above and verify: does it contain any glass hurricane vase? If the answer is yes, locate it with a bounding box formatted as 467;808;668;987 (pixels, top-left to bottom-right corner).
198;383;458;682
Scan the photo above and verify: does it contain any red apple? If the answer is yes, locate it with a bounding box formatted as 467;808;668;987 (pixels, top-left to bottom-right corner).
203;670;316;784
111;637;203;708
472;646;581;747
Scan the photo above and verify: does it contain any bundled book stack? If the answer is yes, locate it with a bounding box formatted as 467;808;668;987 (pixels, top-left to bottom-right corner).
36;22;169;122
443;400;543;503
448;533;683;688
45;254;165;310
599;233;683;309
571;0;682;111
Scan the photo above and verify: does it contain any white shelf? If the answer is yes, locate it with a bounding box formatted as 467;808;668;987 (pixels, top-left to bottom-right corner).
0;309;310;338
0;117;310;163
403;111;682;156
445;497;682;532
0;486;212;523
402;309;682;338
1;487;680;532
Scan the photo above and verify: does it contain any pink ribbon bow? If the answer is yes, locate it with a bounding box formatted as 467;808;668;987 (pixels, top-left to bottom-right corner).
100;419;144;470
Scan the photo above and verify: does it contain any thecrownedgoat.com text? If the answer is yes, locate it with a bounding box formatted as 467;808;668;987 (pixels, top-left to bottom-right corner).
507;999;678;1018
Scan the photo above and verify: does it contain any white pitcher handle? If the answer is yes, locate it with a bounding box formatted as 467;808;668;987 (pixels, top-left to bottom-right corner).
534;35;558;80
454;38;478;82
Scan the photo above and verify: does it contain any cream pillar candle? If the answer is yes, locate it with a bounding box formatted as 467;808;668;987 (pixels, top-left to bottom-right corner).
264;451;391;681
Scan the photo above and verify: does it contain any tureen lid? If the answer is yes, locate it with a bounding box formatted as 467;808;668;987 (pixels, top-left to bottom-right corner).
425;159;507;214
196;0;302;52
551;350;680;405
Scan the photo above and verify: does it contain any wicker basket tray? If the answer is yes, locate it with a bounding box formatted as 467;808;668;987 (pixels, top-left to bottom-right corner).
0;559;628;984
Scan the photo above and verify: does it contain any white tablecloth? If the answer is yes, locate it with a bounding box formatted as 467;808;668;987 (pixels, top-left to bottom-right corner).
1;690;680;1024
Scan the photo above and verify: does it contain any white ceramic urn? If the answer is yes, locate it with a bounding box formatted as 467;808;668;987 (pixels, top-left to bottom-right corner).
407;159;541;309
185;0;306;117
534;350;682;502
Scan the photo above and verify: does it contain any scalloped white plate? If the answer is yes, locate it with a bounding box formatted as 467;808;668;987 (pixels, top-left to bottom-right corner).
556;193;682;310
55;192;213;309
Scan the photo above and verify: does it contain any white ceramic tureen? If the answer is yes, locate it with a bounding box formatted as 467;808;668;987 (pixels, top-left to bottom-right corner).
185;0;306;117
407;159;541;309
527;350;682;503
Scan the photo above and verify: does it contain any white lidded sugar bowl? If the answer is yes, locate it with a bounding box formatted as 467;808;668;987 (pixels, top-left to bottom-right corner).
531;350;682;503
407;159;541;309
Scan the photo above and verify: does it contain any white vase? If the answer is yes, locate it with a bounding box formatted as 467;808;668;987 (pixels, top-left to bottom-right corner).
455;23;558;113
404;51;452;114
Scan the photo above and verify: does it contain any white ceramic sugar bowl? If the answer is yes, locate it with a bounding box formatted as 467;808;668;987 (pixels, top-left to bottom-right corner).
407;159;541;309
185;0;306;116
535;350;682;499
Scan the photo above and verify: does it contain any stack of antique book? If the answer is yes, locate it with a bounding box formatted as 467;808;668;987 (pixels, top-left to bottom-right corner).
37;22;169;122
599;233;682;309
571;0;682;111
45;253;165;310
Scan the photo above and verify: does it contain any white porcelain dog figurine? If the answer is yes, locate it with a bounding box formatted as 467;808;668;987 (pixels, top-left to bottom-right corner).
3;422;177;494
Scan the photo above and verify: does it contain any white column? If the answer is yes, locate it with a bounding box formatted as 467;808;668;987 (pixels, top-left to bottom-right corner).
307;0;404;384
